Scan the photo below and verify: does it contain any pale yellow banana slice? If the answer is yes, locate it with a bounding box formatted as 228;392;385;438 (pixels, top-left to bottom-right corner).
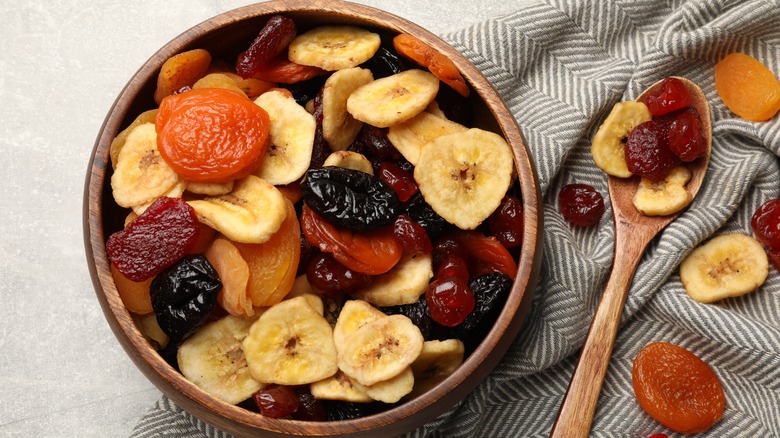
288;26;381;71
410;339;464;397
186;180;234;196
321;67;374;150
333;300;387;349
633;166;693;216
414;128;514;230
679;233;768;303
188;175;287;244
253;89;316;185
337;314;424;386
323;151;374;175
352;367;415;403
110;109;158;169
177;313;264;404
425;100;447;119
192;73;247;96
591;101;652;177
349;254;433;307
310;370;373;403
243;297;338;385
347;69;439;128
111;123;183;209
387;111;468;165
285;275;325;315
131;180;187;216
133;312;169;350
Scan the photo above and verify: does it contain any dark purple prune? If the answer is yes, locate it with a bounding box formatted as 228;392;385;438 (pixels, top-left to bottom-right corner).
360;42;409;78
236;15;297;78
404;192;454;240
310;90;333;168
348;125;406;170
455;273;512;335
151;255;221;341
435;85;473;126
281;75;328;107
324;400;369;421
292;387;327;421
381;295;434;340
302;166;400;231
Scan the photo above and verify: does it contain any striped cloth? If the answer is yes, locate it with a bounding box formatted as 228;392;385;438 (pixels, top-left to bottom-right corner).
131;0;780;436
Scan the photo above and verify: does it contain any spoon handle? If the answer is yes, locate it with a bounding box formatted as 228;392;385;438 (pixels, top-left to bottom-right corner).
549;220;651;437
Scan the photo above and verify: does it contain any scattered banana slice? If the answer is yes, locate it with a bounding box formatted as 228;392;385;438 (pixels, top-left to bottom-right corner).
679;233;768;303
186;180;234;196
109;109;158;169
633;165;693;216
243;296;339;385
333;300;387;349
347;69;440;128
285;275;325;315
337;314;424;386
350;254;433;307
288;26;381;71
414;128;514;230
111;123;184;209
591;101;652;177
178;313;264;404
321;67;374;150
310;370;373;403
410;339;464;397
387;111;468;165
352;366;415;403
322;151;375;175
253;89;316;185
188;175;287;244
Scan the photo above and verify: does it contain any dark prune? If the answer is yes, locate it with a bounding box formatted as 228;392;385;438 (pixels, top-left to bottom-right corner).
150;255;221;341
253;384;300;418
324;400;369;421
107;196;200;282
236;15;297;78
457;273;512;333
435;85;473;126
393;214;432;256
625;120;680;181
425;276;475;327
404;192;454;240
282;75;328;107
306;252;374;295
668;109;707;162
360;43;409;79
293;387;327;421
488;195;523;248
302;166;400;231
381;295;433;340
310;90;333;168
558;184;605;227
349;125;407;172
379;161;418;202
643;77;691;116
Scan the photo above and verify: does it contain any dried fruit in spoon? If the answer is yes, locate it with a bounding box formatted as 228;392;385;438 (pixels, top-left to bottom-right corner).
642;77;691;116
632;342;725;434
591;101;652;178
394;33;470;97
625;120;680;181
715;52;780;122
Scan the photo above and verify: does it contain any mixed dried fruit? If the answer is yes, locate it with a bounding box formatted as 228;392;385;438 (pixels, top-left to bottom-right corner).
105;15;523;421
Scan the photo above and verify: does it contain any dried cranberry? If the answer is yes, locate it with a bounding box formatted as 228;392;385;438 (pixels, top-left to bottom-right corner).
751;199;780;249
393;214;432;256
306;252;373;295
625;120;680;181
767;246;780;272
292;387;327;421
425;276;475;327
379;161;418;202
236;15;297;78
432;236;469;272
253;384;299;418
558;184;605;227
435;253;469;284
106;196;200;282
488;195;523;248
643;77;691;116
668;109;707;162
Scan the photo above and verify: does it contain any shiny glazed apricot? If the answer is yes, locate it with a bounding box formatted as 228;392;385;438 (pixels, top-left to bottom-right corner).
715;52;780;122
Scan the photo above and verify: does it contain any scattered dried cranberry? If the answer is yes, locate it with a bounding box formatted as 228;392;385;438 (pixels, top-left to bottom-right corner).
306;252;373;295
668;109;707;162
253;384;300;418
559;184;605;227
751;199;780;249
236;15;297;78
425;276;475;327
393;214;432;256
106;196;200;282
292;387;327;421
488;195;523;248
643;77;691;116
625;120;680;181
379;161;418;202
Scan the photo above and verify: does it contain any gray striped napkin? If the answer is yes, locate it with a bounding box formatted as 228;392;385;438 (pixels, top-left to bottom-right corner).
131;0;780;436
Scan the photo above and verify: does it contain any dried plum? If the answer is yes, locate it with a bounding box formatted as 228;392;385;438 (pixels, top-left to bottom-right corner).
404;192;454;239
436;85;473;126
302;166;400;231
454;272;512;336
324;400;368;421
348;125;408;173
381;295;433;340
282;75;328;107
360;42;409;79
293;387;327;421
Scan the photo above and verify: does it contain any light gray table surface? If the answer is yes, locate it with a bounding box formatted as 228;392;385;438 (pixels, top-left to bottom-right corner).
0;1;520;437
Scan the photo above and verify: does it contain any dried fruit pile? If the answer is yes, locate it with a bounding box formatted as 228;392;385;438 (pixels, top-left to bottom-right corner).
106;15;523;420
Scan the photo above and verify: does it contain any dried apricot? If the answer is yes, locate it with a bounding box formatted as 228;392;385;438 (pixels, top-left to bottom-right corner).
156;88;270;183
110;264;152;314
250;56;327;84
632;342;725;434
205;237;253;318
393;33;470;97
715;52;780;122
153;49;212;104
192;73;247;96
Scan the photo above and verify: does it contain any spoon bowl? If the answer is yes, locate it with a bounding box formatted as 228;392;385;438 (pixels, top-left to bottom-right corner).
549;77;711;437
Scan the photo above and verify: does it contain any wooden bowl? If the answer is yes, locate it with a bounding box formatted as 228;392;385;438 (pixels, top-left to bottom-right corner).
84;1;542;436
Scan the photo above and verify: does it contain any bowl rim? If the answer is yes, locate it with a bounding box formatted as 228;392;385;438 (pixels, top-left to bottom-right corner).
83;0;543;436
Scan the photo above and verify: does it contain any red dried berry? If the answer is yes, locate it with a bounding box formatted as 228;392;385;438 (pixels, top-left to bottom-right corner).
625;120;680;181
558;184;605;227
435;253;470;284
393;214;432;256
236;15;297;79
668;109;707;162
425;276;475;327
378;161;418;202
751;199;780;249
253;384;299;418
432;236;469;272
488;195;524;248
106;197;200;282
306;252;373;295
766;246;780;272
648;434;668;438
643;77;691;116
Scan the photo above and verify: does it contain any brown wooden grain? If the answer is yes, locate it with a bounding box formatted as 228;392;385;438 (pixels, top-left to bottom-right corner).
83;1;542;437
549;77;712;437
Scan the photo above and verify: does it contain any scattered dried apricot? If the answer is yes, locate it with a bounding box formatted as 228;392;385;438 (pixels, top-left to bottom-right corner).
393;33;470;97
632;342;725;434
715;52;780;121
153;48;212;104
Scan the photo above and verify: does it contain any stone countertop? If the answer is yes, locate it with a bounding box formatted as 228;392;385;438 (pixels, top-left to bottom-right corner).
0;1;519;436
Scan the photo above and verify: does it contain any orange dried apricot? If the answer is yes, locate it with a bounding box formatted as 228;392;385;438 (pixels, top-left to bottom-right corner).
250;56;327;84
632;342;725;434
393;33;470;97
110;264;152;314
205;237;253;318
156;88;270;183
192;73;247;96
153;48;212;104
715;52;780;122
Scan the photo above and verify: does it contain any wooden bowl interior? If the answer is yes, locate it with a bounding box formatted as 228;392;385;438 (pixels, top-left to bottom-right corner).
84;1;542;437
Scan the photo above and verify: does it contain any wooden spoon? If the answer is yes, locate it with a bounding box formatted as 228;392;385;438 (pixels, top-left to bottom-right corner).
549;77;712;437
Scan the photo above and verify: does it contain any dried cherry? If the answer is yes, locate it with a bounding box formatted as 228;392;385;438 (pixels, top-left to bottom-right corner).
301;166;400;231
431;236;469;272
558;184;605;227
751;199;780;249
378;161;418;203
625;120;680;181
349;125;408;172
425;276;475;327
381;295;433;340
236;15;297;79
393;214;432;256
488;195;523;248
107;196;200;282
668;109;706;162
253;384;299;418
306;252;374;295
643;77;691;116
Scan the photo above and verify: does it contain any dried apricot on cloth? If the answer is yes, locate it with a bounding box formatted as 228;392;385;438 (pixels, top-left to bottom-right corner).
715;52;780;122
156;88;270;183
632;342;725;434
